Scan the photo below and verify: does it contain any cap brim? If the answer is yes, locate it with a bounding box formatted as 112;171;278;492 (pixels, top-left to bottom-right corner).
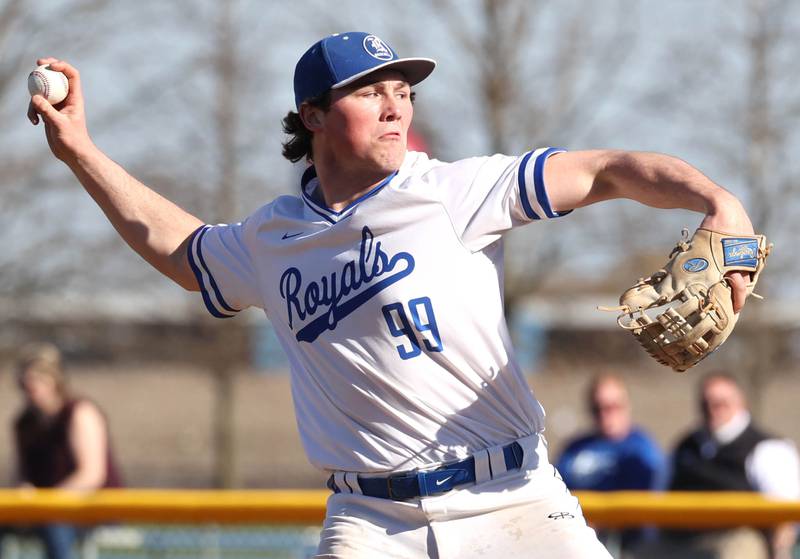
332;57;436;90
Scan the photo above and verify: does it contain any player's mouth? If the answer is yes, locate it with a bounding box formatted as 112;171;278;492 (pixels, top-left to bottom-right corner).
379;131;402;141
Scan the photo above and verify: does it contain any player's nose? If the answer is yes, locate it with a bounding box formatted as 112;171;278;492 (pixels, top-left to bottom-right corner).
381;96;402;122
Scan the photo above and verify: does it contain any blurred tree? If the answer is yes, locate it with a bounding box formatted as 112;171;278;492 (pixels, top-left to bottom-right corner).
419;0;640;311
125;0;274;488
646;0;799;277
209;0;239;490
0;0;116;298
645;0;800;410
0;0;260;487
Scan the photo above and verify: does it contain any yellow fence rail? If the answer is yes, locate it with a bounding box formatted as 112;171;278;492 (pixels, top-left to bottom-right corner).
1;489;799;529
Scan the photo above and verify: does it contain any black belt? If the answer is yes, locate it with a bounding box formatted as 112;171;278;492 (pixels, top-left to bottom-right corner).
327;441;524;501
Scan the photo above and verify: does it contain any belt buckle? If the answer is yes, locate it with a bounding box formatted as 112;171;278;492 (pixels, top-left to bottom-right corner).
386;471;416;500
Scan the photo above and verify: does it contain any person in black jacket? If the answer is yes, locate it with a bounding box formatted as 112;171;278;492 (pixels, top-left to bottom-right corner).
661;372;799;559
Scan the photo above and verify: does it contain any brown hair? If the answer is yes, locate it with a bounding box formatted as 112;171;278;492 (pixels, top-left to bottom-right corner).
281;91;332;163
16;342;68;397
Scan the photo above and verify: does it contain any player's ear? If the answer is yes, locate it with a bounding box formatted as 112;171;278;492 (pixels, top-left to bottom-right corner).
299;103;324;132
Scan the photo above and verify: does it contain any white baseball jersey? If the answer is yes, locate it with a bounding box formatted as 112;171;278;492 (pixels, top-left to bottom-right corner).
188;147;570;473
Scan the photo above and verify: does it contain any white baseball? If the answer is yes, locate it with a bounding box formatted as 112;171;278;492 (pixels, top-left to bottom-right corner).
28;64;69;105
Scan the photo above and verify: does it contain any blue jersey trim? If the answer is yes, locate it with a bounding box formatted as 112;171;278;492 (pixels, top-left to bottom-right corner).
186;225;206;287
533;147;562;218
187;225;239;319
517;151;541;220
195;227;239;313
305;203;337;224
301;168;398;222
187;226;229;318
339;171;398;212
300;165;316;189
520;147;572;220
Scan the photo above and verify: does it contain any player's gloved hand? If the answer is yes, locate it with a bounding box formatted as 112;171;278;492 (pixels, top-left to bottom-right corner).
698;197;756;313
602;227;771;372
27;58;94;164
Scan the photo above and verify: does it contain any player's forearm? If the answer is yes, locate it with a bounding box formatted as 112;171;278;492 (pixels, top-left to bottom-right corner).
65;144;202;290
594;151;703;205
602;151;754;234
589;151;736;211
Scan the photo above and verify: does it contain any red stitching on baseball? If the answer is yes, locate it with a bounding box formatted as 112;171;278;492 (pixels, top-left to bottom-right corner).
31;68;67;102
32;70;50;100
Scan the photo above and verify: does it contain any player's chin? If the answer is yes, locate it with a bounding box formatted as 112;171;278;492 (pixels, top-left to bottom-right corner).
372;145;406;171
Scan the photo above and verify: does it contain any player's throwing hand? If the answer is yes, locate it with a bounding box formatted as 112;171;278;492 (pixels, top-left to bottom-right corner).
28;58;93;164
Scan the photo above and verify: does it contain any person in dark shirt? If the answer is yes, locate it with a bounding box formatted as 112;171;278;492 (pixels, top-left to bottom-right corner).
0;343;122;559
661;372;799;559
557;373;666;555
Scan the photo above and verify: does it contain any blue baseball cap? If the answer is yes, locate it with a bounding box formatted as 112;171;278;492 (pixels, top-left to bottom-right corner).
293;32;436;109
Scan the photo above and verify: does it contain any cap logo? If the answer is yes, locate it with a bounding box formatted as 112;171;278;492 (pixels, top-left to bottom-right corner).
363;35;394;61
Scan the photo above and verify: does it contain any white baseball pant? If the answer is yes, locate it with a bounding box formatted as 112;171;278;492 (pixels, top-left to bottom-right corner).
316;435;612;558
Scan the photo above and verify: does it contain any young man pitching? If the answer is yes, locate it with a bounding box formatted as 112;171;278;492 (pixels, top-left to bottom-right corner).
29;31;757;558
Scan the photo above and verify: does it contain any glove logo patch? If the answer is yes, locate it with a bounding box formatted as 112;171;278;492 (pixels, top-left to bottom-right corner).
683;258;709;273
721;238;759;269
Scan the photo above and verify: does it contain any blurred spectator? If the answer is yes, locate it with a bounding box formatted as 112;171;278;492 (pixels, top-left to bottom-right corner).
557;373;666;490
0;342;122;559
556;373;666;554
658;372;799;559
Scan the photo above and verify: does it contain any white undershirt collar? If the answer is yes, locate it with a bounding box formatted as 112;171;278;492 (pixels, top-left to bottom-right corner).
712;410;751;445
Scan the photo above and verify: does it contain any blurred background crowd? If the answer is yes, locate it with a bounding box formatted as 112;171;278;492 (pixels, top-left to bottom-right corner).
1;344;798;558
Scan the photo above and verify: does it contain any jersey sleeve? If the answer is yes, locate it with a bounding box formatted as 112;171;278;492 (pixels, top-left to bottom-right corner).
432;147;571;251
187;223;262;318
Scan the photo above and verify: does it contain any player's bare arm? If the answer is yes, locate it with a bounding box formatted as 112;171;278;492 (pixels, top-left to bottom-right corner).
27;58;201;291
543;150;755;311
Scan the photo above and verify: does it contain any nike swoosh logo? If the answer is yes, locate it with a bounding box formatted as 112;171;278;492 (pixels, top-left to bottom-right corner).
282;231;304;240
435;475;454;486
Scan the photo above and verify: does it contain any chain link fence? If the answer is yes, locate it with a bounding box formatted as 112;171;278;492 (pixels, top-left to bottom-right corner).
1;524;321;559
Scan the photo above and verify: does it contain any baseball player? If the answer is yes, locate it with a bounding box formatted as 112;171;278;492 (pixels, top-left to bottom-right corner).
28;32;758;558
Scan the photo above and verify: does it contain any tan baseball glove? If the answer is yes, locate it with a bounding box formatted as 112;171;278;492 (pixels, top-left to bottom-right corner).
603;228;771;372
